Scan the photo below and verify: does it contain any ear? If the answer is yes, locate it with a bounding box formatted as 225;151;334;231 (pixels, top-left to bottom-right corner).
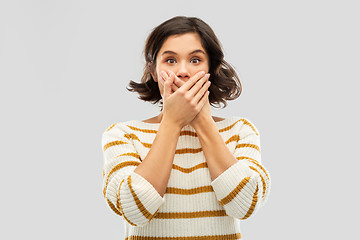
148;63;157;82
151;72;157;82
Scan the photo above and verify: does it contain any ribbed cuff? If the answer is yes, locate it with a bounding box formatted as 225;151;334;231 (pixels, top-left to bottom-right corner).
129;171;166;213
210;160;254;199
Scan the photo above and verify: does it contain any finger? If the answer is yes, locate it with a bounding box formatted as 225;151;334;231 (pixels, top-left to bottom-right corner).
162;70;170;81
161;71;174;98
171;77;184;93
179;71;207;92
173;77;185;89
180;71;205;91
193;79;211;104
159;70;168;86
167;70;200;94
188;73;210;98
166;70;180;93
196;90;210;111
158;73;164;86
171;83;180;93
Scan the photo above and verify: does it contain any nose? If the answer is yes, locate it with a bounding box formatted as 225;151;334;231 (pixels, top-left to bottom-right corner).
176;62;190;81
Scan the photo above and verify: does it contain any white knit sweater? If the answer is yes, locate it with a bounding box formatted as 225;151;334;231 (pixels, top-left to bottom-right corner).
101;116;271;239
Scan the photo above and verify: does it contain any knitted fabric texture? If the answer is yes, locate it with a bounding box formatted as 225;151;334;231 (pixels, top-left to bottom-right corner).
101;116;271;239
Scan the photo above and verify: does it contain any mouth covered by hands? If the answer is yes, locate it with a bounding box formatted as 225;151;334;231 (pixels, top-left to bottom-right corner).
159;70;212;128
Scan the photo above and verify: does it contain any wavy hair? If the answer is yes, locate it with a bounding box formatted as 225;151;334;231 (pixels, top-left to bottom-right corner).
126;16;242;110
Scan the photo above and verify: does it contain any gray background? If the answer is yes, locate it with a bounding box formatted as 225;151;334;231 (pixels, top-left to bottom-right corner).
1;0;359;239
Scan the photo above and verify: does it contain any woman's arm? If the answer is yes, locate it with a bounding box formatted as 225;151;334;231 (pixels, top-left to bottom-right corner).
134;119;182;198
101;119;181;227
194;117;271;220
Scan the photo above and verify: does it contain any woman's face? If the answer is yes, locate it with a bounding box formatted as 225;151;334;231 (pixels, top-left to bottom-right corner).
152;32;210;97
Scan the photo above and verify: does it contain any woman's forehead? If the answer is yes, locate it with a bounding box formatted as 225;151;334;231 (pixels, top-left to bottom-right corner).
158;33;207;56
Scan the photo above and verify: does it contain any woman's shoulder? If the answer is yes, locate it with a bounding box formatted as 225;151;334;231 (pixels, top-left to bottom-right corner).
232;116;260;136
214;116;260;136
102;119;138;134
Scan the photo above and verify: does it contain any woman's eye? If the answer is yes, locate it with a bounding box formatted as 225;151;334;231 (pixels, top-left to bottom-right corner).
191;58;200;64
166;59;176;64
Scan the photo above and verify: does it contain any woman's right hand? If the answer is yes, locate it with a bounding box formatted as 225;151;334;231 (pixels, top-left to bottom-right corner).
159;70;211;129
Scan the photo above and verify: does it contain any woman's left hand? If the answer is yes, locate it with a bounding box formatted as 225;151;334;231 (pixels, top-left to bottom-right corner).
164;70;212;128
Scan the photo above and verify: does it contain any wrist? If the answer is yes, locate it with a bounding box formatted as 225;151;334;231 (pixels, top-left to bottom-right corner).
160;116;182;132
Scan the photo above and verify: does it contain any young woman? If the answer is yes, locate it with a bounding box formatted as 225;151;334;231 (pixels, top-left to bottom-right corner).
102;16;271;239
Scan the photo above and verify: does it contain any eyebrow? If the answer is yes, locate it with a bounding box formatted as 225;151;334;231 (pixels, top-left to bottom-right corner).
161;49;206;56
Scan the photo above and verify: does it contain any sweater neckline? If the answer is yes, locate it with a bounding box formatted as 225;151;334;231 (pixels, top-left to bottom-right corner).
127;117;235;130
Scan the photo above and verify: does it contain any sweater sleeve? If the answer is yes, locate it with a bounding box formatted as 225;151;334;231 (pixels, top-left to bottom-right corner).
210;118;271;220
101;123;166;226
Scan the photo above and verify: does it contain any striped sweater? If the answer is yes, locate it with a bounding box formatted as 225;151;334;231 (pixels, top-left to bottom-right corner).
101;116;271;239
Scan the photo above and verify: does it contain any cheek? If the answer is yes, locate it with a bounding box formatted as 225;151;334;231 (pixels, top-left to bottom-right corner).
202;61;210;73
193;63;209;74
190;68;209;77
157;66;168;75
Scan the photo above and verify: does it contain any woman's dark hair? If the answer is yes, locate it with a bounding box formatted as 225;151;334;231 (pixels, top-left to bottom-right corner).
126;16;242;110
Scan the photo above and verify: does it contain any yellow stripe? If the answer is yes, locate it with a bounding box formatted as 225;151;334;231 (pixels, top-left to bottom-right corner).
219;118;258;135
181;130;198;137
111;152;141;161
103;140;128;151
125;232;241;240
237;156;270;180
116;178;125;213
127;175;156;220
235;143;261;153
175;147;203;154
148;208;160;223
154;210;227;219
105;197;123;216
103;159;140;197
125;133;152;148
166;185;214;195
105;123;117;132
241;185;259;220
248;159;270;180
236;156;257;161
241;119;259;135
218;177;250;205
225;134;240;144
117;178;137;226
249;166;266;199
235;156;270;198
172;162;207;173
127;125;158;134
218;120;240;133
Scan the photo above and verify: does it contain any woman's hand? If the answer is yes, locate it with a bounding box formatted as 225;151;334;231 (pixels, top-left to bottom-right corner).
161;70;212;129
159;70;211;129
